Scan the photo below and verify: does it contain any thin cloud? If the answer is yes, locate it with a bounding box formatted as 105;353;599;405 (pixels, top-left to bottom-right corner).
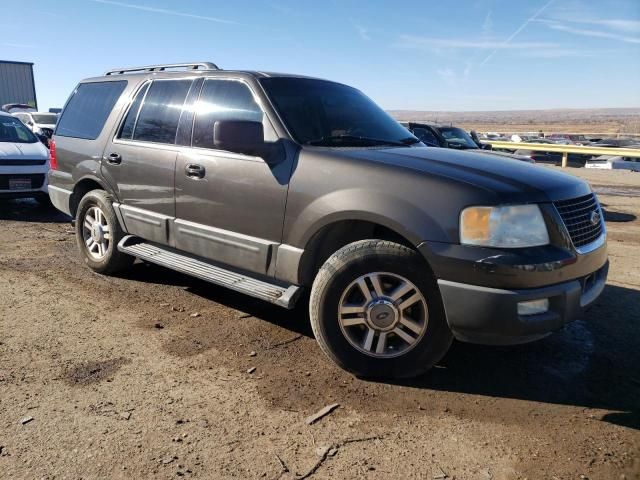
519;47;608;58
538;19;640;44
479;0;556;66
0;42;37;49
355;24;371;41
481;10;493;39
396;35;556;50
88;0;242;25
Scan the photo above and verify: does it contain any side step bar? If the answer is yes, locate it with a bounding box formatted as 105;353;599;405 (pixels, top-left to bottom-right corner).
117;236;301;309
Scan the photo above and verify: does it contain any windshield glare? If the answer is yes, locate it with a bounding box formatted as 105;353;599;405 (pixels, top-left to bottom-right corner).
32;114;58;124
439;127;478;149
0;116;38;143
260;78;417;146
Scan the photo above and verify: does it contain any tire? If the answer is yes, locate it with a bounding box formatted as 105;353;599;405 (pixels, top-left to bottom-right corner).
75;190;134;275
309;240;453;379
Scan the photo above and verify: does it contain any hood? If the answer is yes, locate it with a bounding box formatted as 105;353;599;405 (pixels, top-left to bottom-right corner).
0;141;49;160
35;123;57;129
329;146;590;204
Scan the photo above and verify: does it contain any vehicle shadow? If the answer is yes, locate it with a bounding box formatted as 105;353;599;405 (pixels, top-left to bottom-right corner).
393;283;640;430
120;262;640;430
0;199;71;223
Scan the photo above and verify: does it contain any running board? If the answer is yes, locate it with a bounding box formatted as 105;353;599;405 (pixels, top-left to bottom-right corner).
117;236;301;309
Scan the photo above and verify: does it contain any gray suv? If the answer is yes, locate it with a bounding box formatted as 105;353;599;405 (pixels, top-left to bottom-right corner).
48;62;608;378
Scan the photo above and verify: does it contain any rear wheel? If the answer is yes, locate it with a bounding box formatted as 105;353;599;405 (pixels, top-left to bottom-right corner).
75;190;133;274
309;240;453;379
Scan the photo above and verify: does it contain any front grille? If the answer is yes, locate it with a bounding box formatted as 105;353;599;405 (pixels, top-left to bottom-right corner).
554;193;603;248
0;173;45;190
40;128;54;138
0;159;47;166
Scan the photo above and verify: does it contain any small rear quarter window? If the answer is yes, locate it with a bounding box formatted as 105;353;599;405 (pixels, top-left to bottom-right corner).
56;81;127;140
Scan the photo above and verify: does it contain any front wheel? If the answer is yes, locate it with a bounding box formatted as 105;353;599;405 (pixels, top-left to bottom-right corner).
309;240;453;379
75;190;134;274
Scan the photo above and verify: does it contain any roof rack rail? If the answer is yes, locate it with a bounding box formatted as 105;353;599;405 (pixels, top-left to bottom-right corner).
104;62;219;76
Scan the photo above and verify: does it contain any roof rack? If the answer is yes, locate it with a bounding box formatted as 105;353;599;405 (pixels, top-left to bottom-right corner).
104;62;219;76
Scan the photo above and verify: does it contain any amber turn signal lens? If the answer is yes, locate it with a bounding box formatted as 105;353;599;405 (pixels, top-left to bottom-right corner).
460;207;492;242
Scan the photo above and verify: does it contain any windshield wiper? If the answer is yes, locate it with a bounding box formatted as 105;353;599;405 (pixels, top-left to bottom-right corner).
305;135;409;147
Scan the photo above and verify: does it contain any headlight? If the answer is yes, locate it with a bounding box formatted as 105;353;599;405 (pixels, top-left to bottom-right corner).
460;204;549;248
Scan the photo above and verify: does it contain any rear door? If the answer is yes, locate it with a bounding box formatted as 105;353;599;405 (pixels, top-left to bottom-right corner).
174;78;290;275
101;78;198;246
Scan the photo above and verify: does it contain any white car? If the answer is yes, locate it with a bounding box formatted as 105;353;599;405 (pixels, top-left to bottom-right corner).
585;154;640;171
12;111;58;139
0;111;50;204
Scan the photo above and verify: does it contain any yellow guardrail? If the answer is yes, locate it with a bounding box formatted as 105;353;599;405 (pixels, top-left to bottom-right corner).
486;141;640;167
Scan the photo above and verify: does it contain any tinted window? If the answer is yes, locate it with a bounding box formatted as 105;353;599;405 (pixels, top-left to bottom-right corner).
260;77;417;146
56;81;127;139
133;79;192;144
0;115;38;143
412;127;440;147
439;127;478;149
118;83;150;140
192;79;263;149
32;114;58;124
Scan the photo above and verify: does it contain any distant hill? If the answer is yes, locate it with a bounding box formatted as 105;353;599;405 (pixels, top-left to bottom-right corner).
387;107;640;135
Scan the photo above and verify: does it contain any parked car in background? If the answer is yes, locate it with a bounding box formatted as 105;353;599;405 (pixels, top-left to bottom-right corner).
48;108;62;114
403;122;534;162
585;154;640;171
0;111;50;204
513;140;591;167
592;138;640;148
12;111;58;139
546;133;590;145
1;103;36;114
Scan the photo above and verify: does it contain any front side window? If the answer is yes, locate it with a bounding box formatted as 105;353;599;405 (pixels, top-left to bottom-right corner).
0;116;38;143
56;81;127;140
192;79;263;149
260;77;418;147
130;79;193;144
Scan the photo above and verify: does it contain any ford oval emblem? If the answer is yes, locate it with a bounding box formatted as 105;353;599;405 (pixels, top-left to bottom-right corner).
590;211;601;226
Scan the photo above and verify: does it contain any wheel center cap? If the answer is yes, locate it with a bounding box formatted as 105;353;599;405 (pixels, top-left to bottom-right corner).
367;300;398;330
91;223;104;242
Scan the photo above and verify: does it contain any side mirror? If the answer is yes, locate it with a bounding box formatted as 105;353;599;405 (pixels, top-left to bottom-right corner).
481;143;493;150
213;120;265;157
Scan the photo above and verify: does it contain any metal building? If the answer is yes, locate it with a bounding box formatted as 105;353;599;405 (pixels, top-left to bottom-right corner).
0;60;37;109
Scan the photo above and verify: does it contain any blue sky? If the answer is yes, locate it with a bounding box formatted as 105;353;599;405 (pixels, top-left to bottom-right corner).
2;0;639;111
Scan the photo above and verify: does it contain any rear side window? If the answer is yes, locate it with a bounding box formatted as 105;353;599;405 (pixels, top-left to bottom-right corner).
130;79;192;144
192;79;263;149
118;83;150;140
56;81;127;140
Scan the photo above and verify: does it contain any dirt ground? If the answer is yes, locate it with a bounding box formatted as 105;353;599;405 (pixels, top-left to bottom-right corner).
1;167;639;480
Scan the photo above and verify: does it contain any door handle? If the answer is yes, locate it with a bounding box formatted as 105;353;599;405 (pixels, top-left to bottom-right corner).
106;152;122;165
185;163;206;179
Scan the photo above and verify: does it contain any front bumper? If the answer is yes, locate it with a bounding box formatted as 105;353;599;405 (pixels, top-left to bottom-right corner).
437;261;608;345
418;238;608;345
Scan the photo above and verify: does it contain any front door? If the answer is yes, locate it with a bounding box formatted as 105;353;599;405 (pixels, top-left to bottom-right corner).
174;78;291;275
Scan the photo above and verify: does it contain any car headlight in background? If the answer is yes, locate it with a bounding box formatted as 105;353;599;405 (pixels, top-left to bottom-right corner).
460;204;550;248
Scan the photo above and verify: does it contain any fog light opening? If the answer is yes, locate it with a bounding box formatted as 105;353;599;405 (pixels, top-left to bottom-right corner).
518;298;550;316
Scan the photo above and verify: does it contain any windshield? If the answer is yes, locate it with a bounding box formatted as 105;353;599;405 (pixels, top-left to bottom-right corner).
260;78;418;147
32;114;58;124
439;127;478;149
0;116;38;143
